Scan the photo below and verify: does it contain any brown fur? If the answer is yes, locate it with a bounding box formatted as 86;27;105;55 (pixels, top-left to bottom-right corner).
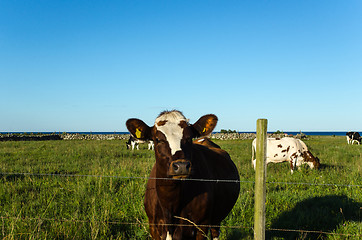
127;112;240;240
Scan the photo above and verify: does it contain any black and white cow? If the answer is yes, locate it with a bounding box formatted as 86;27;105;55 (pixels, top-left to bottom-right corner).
252;137;320;173
126;135;154;150
346;132;361;145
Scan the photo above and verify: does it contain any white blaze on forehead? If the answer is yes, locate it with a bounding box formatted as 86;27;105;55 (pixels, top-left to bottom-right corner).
155;111;187;155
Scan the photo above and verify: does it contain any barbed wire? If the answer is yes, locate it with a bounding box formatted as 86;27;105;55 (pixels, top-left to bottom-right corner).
1;171;361;188
1;173;361;238
1;216;360;238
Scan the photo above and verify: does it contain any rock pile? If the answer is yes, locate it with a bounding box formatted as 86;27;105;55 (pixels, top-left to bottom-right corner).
211;133;256;140
61;134;130;140
210;133;303;140
0;133;305;141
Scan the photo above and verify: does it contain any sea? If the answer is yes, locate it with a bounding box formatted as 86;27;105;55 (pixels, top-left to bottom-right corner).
0;131;353;136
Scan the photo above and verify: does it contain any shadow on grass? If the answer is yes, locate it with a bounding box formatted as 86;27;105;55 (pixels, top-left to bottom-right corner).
0;173;26;181
266;195;361;239
318;163;345;171
109;218;150;239
226;229;253;239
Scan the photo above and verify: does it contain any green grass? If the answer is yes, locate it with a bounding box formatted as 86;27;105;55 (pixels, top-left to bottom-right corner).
0;136;361;239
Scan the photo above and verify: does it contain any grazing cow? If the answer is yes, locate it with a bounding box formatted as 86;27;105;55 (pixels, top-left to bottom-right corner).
126;135;154;150
126;110;240;240
252;137;320;173
346;132;361;145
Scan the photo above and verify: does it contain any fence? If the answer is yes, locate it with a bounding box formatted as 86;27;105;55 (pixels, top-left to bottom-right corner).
0;216;360;238
1;171;361;239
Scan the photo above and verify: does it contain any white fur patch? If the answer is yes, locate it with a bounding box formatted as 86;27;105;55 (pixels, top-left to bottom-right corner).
155;111;187;155
166;231;172;240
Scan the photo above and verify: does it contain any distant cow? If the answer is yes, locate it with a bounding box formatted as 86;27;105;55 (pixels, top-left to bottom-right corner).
346;132;361;145
126;135;154;150
126;110;240;240
252;137;320;173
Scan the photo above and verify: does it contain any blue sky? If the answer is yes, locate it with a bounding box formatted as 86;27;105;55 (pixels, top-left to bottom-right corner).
1;0;361;132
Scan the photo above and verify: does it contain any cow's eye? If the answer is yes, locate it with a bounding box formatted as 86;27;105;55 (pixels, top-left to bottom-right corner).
155;138;165;144
182;138;192;145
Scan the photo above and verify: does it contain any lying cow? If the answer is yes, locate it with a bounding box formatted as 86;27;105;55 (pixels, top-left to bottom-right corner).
126;135;154;150
126;110;240;240
346;132;361;145
252;137;320;173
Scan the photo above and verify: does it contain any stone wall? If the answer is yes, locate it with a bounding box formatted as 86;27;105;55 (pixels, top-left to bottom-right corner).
211;133;256;140
210;133;299;140
61;133;129;140
0;133;305;141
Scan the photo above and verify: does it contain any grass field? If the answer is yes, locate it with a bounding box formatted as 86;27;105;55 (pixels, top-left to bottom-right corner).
0;136;361;239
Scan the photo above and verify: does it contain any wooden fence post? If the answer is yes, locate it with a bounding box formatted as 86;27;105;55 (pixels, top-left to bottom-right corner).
254;119;267;240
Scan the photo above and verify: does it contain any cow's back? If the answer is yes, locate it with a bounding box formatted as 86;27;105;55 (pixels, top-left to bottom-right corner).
265;137;301;162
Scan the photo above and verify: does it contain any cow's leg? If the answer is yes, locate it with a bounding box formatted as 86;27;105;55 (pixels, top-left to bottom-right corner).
210;227;220;240
166;231;172;240
290;161;294;174
148;222;162;240
290;157;298;174
195;226;209;240
150;141;155;150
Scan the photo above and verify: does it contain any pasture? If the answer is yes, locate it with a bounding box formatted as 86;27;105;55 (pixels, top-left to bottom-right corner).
0;136;361;239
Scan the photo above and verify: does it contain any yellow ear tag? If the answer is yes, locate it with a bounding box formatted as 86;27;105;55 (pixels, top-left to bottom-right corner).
135;128;142;138
203;127;207;133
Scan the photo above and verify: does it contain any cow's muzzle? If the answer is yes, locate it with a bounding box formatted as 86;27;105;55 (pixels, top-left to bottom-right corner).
169;160;191;179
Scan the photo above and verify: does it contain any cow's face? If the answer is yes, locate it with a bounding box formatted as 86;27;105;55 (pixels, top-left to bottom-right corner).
126;110;218;179
303;151;320;169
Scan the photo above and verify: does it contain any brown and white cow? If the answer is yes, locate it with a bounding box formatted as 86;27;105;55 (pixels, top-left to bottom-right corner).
126;110;240;240
252;137;320;173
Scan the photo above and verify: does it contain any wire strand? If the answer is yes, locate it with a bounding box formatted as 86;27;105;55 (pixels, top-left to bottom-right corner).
1;172;361;187
0;216;360;238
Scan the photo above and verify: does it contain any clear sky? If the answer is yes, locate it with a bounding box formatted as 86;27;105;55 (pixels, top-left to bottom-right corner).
1;0;361;132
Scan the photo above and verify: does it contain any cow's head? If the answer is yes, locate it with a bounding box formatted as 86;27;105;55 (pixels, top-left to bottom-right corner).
126;110;218;179
303;151;320;169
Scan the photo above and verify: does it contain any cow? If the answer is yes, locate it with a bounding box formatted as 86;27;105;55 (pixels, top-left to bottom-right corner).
346;132;361;145
126;110;240;240
126;135;154;150
252;137;320;174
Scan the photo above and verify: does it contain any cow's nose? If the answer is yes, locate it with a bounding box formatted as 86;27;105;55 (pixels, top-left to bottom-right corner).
169;160;191;178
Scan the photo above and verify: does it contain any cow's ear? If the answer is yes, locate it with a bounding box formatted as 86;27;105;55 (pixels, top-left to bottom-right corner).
192;114;218;137
126;118;152;140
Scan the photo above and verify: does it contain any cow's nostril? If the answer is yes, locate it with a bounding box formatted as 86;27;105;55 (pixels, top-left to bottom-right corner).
173;163;179;172
186;162;191;170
